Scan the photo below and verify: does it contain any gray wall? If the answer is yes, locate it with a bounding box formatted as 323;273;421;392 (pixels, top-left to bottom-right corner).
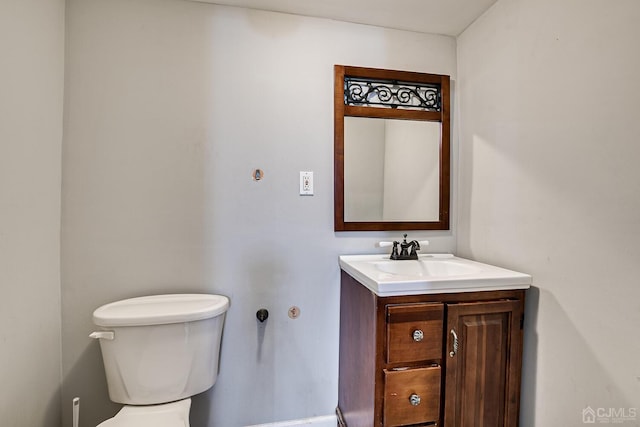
457;0;640;425
61;1;457;426
0;0;65;425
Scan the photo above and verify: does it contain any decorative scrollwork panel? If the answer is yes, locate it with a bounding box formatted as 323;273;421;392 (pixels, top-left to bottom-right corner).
344;76;441;112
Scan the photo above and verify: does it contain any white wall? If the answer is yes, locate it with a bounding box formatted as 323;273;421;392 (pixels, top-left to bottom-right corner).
457;0;640;425
0;0;65;425
61;1;457;426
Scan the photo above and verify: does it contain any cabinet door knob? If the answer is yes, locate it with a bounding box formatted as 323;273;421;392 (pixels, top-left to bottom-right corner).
412;329;424;342
409;393;421;406
449;328;459;357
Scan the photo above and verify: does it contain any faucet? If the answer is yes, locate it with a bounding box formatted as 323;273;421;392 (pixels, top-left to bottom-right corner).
390;234;421;260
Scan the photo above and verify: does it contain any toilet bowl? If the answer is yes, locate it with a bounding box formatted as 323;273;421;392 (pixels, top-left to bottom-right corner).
96;399;191;427
90;294;229;427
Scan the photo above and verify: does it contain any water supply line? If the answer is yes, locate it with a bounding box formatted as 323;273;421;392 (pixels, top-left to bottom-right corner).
72;397;79;427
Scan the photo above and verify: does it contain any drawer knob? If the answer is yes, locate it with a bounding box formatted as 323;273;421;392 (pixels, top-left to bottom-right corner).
409;393;421;406
412;329;424;342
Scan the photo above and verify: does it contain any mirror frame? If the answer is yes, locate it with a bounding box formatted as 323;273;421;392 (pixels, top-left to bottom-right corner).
334;65;451;231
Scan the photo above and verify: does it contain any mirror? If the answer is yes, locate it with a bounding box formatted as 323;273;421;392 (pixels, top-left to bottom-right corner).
334;65;450;231
344;117;441;222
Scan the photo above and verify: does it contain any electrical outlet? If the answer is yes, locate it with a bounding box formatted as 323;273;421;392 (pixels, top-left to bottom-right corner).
300;171;313;195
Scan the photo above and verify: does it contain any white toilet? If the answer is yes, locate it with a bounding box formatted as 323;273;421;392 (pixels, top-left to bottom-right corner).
90;293;230;427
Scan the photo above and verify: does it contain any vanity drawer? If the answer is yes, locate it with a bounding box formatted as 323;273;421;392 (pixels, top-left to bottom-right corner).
386;303;443;364
383;365;441;426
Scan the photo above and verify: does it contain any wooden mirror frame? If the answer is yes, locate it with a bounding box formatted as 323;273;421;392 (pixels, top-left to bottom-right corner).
334;65;451;231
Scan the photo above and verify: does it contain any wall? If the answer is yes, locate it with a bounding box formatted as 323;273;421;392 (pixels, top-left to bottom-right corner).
0;0;65;425
61;1;457;426
457;0;640;425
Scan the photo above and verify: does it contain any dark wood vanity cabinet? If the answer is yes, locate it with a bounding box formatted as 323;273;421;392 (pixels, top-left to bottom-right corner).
337;271;526;427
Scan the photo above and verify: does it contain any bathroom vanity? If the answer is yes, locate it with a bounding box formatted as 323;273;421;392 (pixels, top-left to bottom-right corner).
336;254;531;427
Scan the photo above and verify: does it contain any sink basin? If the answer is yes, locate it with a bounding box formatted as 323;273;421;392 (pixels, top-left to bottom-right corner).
339;254;531;296
373;258;481;277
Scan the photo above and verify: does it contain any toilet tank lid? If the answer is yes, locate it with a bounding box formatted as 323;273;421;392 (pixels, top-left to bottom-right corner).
93;294;230;327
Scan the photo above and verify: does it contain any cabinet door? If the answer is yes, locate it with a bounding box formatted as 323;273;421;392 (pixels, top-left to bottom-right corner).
444;300;523;427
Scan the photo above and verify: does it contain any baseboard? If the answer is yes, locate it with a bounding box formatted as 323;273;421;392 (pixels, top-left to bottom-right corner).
245;414;337;427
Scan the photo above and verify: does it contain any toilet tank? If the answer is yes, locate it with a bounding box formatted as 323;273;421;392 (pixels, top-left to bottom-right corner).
91;294;230;405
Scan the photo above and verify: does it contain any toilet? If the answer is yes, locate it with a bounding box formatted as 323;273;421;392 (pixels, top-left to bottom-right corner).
90;293;230;427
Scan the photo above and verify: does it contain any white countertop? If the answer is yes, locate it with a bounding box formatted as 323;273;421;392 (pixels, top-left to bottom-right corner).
339;253;532;297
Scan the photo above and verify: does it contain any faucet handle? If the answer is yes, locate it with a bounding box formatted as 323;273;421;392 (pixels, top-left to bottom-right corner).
377;240;402;260
409;240;429;253
376;241;395;248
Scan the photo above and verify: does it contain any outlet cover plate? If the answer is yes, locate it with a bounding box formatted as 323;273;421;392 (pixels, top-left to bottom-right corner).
300;171;313;195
